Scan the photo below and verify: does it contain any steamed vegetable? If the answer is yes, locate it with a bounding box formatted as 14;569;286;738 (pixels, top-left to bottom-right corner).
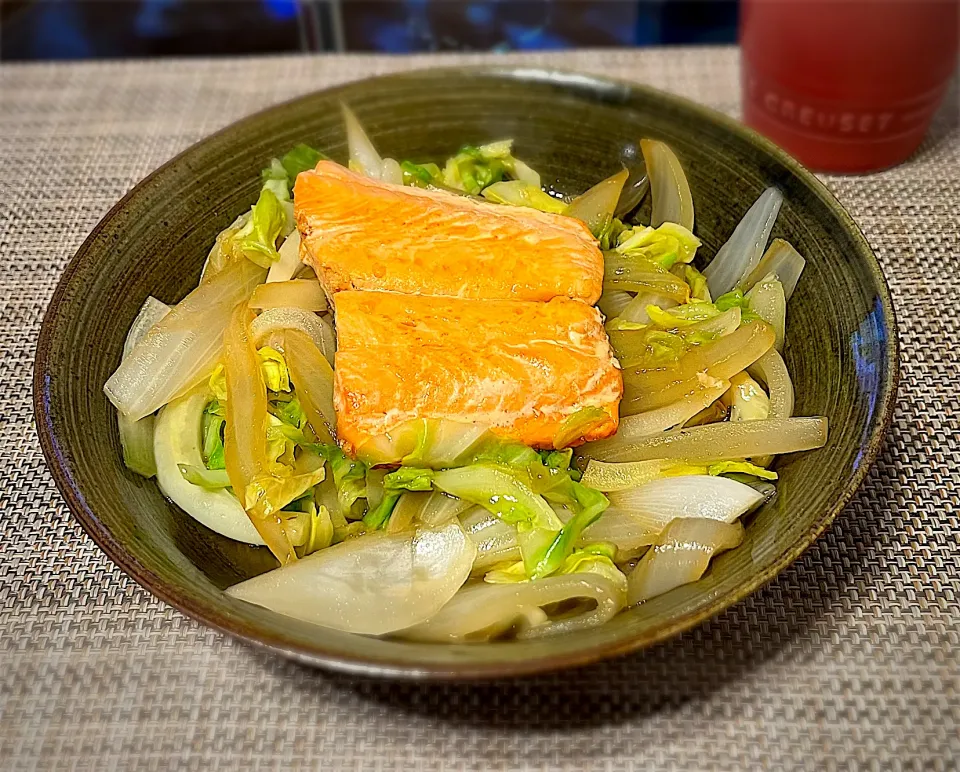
154;386;264;545
640;139;694;231
566;169;629;235
227;521;476;635
480;181;566;213
581;417;828;463
627;517;744;604
703;187;783;297
741;238;806;300
117;296;171;476
403;570;625;643
620;321;775;414
105;259;266;421
282;329;337;444
250;279;327;312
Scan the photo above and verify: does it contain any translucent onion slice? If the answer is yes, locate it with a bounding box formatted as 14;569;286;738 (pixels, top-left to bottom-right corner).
118;297;171;477
584;417;828;463
741;238;806;300
282;329;337;444
619;292;678;325
460;507;520;572
418;490;472;526
342;103;383;179
627;517;743;604
223;305;299;563
607;475;763;524
154;387;264;545
640;139;694;231
226;521;476;635
266;230;301;284
251;307;335;366
745;275;786;351
703;187;782;297
385;492;425;534
105;259;266;421
380;157;404;186
581;508;660;560
581;459;707;491
603;252;690;302
621;321;774;414
597;290;635;320
614;167;650;218
566;169;629;233
579;379;730;461
354;419;490;468
249;279;327;313
400;572;625;643
748;350;795;419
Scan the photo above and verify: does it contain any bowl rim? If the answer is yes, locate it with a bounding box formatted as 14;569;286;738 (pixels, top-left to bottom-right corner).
33;65;900;680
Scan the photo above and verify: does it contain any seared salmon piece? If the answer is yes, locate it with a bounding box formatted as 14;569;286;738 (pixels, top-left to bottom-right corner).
294;161;603;304
333;290;622;456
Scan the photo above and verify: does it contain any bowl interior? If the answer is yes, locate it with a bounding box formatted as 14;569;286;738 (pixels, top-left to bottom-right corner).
35;68;896;678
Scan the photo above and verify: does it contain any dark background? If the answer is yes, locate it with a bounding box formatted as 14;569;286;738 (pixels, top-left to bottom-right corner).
0;1;739;60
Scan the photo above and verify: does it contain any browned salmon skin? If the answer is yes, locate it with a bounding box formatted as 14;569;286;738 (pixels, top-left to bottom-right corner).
294;161;603;304
333;290;622;455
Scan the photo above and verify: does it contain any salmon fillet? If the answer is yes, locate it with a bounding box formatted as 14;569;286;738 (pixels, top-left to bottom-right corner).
333;290;622;457
294;161;603;304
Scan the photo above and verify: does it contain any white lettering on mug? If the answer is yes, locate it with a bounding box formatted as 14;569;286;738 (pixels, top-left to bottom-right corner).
753;81;930;138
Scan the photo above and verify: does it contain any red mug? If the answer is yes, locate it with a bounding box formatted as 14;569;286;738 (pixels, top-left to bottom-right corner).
741;0;958;172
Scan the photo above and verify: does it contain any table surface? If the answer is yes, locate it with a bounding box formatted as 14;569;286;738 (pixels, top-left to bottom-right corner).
1;47;958;771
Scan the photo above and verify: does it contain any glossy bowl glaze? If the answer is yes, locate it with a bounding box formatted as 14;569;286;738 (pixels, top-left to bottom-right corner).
34;67;898;679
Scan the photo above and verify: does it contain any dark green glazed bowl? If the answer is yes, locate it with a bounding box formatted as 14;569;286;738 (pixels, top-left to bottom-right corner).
34;67;897;680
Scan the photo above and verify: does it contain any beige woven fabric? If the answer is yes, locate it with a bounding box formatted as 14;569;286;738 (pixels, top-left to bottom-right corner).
1;47;958;771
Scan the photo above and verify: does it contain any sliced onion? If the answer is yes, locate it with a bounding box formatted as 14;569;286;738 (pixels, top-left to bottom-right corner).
597;290;634;319
105;259;266;421
621;321;774;414
585;416;828;463
580;379;729;461
746;276;786;351
741;238;806;300
380;157;404;186
418;489;472;526
342;103;383;179
154;387;264;545
566;169;629;233
581;508;660;559
460;507;520;571
223;305;299;563
749;350;795;419
400;572;624;643
227;521;476;635
510;157;541;187
581;459;705;491
619;292;678;324
640;139;694;231
614;166;650;218
385;492;424;534
703;187;782;297
603;253;690;302
354;419;490;468
251;307;335;366
608;475;763;525
627;517;743;604
249;279;327;313
117;297;171;477
266;230;302;284
720;372;771;422
282;329;337;444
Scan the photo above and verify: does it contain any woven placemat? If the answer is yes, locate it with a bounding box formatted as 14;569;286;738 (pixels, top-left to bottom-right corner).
1;47;957;771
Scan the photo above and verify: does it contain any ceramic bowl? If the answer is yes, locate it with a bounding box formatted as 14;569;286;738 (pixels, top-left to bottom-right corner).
34;67;898;679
